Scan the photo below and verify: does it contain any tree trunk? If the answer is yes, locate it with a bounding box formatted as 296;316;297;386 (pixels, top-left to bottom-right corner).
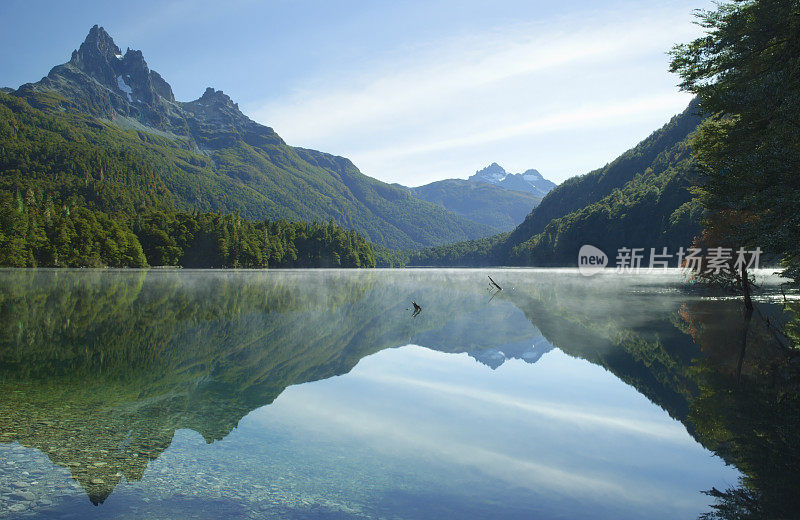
742;263;753;312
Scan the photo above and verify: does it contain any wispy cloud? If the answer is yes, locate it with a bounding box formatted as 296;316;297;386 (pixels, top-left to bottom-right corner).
351;371;692;444
355;93;688;165
248;2;705;185
265;391;638;501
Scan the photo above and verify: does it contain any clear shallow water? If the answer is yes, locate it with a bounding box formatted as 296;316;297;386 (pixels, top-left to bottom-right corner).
0;269;796;519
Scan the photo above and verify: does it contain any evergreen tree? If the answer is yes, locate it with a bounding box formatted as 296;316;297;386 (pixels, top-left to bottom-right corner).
669;0;800;282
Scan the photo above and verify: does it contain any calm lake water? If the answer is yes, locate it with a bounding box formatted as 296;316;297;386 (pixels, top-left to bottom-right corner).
1;268;798;519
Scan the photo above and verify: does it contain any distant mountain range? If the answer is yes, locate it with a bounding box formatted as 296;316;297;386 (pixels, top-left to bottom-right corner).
469;162;557;197
468;336;554;369
1;25;497;250
406;101;705;266
404;178;541;231
401;164;556;231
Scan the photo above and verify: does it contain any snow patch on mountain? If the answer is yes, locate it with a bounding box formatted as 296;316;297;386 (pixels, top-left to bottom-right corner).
468;163;557;197
116;75;133;102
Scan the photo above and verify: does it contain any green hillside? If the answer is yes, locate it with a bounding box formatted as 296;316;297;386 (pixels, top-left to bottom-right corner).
507;100;703;248
405;101;705;266
1;26;495;253
406;178;541;230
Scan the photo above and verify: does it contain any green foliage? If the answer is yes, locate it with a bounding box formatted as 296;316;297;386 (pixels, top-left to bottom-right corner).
405;233;507;267
133;214;375;268
683;299;800;520
507;102;703;249
0;195;374;268
0;190;147;267
407;103;705;266
669;0;800;283
0;90;493;251
372;244;410;268
507;136;703;265
0;90;379;268
407;179;540;231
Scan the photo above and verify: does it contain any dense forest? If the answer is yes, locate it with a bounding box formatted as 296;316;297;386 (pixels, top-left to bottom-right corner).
0;91;374;268
0;193;374;268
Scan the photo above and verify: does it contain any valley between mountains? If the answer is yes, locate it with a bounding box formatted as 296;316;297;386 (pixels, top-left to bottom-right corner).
1;25;702;268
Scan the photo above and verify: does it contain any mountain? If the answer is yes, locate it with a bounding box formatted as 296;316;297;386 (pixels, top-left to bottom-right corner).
502;101;704;265
2;26;495;250
405;101;705;266
469;162;557;197
468;336;554;369
399;163;554;231
405;179;541;230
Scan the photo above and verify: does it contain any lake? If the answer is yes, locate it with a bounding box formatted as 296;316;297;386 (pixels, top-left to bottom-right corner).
1;268;798;519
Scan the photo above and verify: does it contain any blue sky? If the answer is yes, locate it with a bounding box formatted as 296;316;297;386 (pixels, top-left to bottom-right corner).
0;0;713;186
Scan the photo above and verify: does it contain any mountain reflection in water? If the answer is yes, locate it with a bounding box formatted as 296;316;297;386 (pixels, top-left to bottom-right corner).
0;269;798;519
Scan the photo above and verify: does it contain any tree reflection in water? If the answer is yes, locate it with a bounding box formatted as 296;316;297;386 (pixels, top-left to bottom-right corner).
0;269;797;518
679;299;800;520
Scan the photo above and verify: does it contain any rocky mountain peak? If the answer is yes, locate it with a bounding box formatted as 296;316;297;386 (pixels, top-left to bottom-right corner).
467;163;556;197
76;25;120;60
198;87;238;109
471;162;508;183
54;26;180;109
68;25;123;86
122;48;147;68
27;26;273;148
480;162;507;175
149;70;175;103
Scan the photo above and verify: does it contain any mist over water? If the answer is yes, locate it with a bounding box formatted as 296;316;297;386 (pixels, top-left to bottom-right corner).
0;269;793;519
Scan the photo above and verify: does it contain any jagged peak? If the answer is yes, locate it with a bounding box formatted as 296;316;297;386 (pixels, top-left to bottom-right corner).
479;162;506;173
70;25;121;65
148;70;175;103
67;26;151;78
471;162;507;182
123;48;144;59
193;87;239;109
119;48;150;74
201;87;231;102
55;25;182;109
83;25;117;49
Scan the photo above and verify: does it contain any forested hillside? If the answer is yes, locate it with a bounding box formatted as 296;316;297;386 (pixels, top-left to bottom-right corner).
0;91;374;267
406;179;541;230
1;26;495;254
403;102;705;266
505;100;703;251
